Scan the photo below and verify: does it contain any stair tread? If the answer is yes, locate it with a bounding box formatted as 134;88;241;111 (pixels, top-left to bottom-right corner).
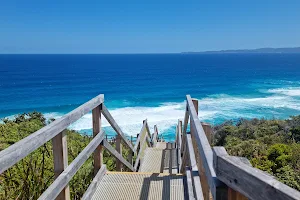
139;143;178;173
92;172;185;200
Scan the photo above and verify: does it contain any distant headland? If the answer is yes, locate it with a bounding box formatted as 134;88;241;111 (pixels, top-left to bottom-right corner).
182;47;300;54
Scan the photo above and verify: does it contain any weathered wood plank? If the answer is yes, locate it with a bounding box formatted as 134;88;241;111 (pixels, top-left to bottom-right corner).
153;125;158;147
143;120;151;147
186;133;204;200
212;147;228;200
201;123;212;145
103;140;135;172
228;188;248;200
81;165;107;200
213;146;300;200
101;105;135;153
186;95;217;198
116;135;123;171
134;134;149;171
183;104;189;136
133;121;147;152
180;144;188;173
228;156;252;199
177;120;182;169
128;149;133;166
52;130;70;200
144;120;152;140
191;98;212;200
38;130;105;200
92;105;103;176
182;105;190;155
185;167;196;200
0;94;104;174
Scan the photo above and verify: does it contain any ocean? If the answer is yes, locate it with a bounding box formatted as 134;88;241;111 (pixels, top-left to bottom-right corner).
1;54;300;141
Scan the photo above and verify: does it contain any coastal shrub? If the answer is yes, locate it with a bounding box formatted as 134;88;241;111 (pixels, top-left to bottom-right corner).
213;116;300;191
0;112;128;199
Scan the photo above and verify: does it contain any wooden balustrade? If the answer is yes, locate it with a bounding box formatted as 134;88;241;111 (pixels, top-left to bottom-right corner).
0;94;152;200
52;130;70;200
152;125;159;146
133;120;152;171
101;105;135;152
181;95;300;200
92;104;103;176
2;93;300;200
176;119;182;169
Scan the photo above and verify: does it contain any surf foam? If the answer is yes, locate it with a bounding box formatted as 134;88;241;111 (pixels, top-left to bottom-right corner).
6;86;298;137
267;87;300;97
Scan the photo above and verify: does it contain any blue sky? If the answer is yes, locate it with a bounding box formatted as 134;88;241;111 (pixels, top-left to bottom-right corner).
1;1;300;53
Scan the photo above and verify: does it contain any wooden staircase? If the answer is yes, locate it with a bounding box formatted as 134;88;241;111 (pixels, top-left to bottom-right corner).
139;142;178;173
90;142;185;200
1;94;300;200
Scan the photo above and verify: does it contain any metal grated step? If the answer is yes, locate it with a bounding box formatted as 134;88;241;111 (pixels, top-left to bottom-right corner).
139;148;164;173
91;172;186;200
140;142;178;173
155;142;167;149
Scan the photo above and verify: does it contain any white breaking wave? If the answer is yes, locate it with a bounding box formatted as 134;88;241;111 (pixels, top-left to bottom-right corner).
41;102;217;136
267;87;300;97
200;94;300;111
18;87;299;136
68;103;217;136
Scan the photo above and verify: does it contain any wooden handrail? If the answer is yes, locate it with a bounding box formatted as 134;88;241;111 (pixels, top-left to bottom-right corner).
0;94;104;174
213;147;300;200
186;95;218;198
145;120;152;139
38;130;105;200
183;95;300;200
101;105;135;153
182;104;189;136
186;132;204;200
181;104;189;156
133;120;147;152
82;165;107;200
152;125;158;146
134;134;150;171
176;119;182;168
103;140;135;172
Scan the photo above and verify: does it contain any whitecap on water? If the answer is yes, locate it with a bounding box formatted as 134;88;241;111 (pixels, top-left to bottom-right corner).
267;87;300;97
7;86;300;138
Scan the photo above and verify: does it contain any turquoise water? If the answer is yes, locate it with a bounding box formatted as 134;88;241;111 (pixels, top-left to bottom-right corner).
1;54;300;141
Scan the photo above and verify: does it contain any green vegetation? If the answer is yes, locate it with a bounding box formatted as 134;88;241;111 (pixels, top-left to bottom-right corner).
0;112;131;200
213;116;300;191
2;112;300;199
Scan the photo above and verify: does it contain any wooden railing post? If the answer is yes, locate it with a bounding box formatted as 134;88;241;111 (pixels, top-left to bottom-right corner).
191;99;212;200
212;147;228;200
116;134;123;171
227;157;250;200
177;120;182;168
52;130;70;200
213;147;249;200
92;104;103;176
228;188;248;200
128;136;133;166
201;122;212;145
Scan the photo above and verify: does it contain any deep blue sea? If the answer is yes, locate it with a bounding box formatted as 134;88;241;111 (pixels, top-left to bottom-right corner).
1;54;300;141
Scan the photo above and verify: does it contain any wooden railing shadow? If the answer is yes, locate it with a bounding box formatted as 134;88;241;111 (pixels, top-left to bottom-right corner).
139;173;186;200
